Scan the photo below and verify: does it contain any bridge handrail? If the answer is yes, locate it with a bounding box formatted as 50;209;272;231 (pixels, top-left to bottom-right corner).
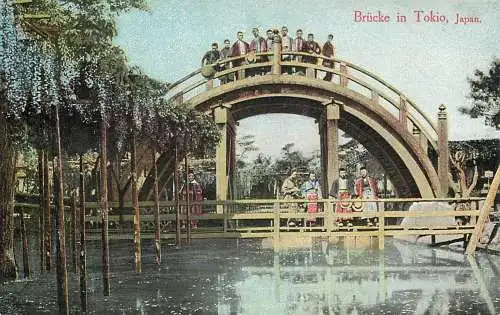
78;196;486;209
166;50;438;143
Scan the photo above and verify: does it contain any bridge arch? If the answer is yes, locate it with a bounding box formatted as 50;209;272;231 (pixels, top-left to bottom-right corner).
139;46;449;202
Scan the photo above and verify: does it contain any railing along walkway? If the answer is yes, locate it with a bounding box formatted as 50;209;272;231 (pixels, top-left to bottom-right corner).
80;196;489;250
165;49;438;149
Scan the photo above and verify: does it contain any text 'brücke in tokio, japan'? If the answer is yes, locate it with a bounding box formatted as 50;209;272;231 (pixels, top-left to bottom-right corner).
353;10;481;25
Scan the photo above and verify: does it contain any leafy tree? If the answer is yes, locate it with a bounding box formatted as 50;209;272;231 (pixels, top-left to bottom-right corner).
0;0;149;280
459;59;500;128
236;134;258;168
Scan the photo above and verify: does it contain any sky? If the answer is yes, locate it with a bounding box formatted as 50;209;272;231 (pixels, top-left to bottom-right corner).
115;0;499;159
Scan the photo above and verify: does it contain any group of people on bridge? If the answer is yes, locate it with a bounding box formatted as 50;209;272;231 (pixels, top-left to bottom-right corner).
201;26;337;81
282;165;379;228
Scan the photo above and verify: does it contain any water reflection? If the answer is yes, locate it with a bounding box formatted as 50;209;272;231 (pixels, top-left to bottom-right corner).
2;236;500;314
216;238;497;315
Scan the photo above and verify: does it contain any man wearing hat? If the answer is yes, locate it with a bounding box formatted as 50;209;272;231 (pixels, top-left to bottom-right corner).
329;167;354;227
355;165;380;226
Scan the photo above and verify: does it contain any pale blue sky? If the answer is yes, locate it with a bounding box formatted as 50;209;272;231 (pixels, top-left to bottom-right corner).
115;0;499;158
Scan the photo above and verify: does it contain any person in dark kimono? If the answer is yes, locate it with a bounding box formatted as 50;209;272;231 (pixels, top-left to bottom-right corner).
322;34;335;81
219;39;233;84
201;42;221;67
302;33;321;64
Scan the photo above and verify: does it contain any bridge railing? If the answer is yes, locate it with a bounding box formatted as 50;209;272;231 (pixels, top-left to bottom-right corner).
78;196;489;249
164;50;438;148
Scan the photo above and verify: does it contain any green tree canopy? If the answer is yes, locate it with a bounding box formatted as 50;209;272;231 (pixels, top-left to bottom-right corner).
460;58;500;128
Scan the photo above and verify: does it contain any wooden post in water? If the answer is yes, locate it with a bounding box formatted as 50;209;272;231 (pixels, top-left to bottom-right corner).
54;36;69;314
466;166;500;255
43;151;51;271
377;201;385;250
100;114;111;294
184;148;191;244
174;143;181;247
71;191;78;273
20;210;30;278
131;120;142;273
78;154;88;312
152;147;161;265
37;148;46;272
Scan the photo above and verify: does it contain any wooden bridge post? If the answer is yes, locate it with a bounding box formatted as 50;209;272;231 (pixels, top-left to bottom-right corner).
339;62;348;87
466;166;500;255
325;100;341;193
412;126;428;155
377;201;385;250
399;94;408;130
437;104;449;197
272;33;282;75
214;105;229;214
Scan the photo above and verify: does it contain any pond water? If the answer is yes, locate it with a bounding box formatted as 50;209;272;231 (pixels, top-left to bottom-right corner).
1;232;500;314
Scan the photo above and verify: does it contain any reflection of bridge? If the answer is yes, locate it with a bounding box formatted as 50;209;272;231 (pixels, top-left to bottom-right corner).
140;36;451;201
219;241;497;315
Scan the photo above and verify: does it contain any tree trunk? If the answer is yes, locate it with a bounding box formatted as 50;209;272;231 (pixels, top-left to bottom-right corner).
0;111;18;280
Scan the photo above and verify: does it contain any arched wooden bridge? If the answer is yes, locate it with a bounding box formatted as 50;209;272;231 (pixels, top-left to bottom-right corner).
139;36;451;202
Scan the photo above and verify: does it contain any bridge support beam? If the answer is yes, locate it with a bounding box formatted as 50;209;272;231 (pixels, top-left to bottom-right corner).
214;105;229;213
324;100;341;194
437;104;449;197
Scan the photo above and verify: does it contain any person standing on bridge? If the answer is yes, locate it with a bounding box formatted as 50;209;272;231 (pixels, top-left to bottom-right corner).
219;39;233;84
201;42;221;68
329;167;354;227
355;165;379;226
301;172;322;226
293;29;305;73
281;168;300;227
250;27;268;54
249;27;268;75
230;31;250;78
281;26;294;74
302;33;321;78
322;34;335;81
266;29;274;52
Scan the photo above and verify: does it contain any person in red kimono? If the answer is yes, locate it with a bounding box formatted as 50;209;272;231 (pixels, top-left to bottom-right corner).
180;170;204;229
230;31;250;79
322;34;335;81
354;165;379;226
329;167;354;227
301;172;322;226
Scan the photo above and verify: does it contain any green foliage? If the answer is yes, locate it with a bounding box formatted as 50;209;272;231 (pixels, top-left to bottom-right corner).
460;58;500;128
